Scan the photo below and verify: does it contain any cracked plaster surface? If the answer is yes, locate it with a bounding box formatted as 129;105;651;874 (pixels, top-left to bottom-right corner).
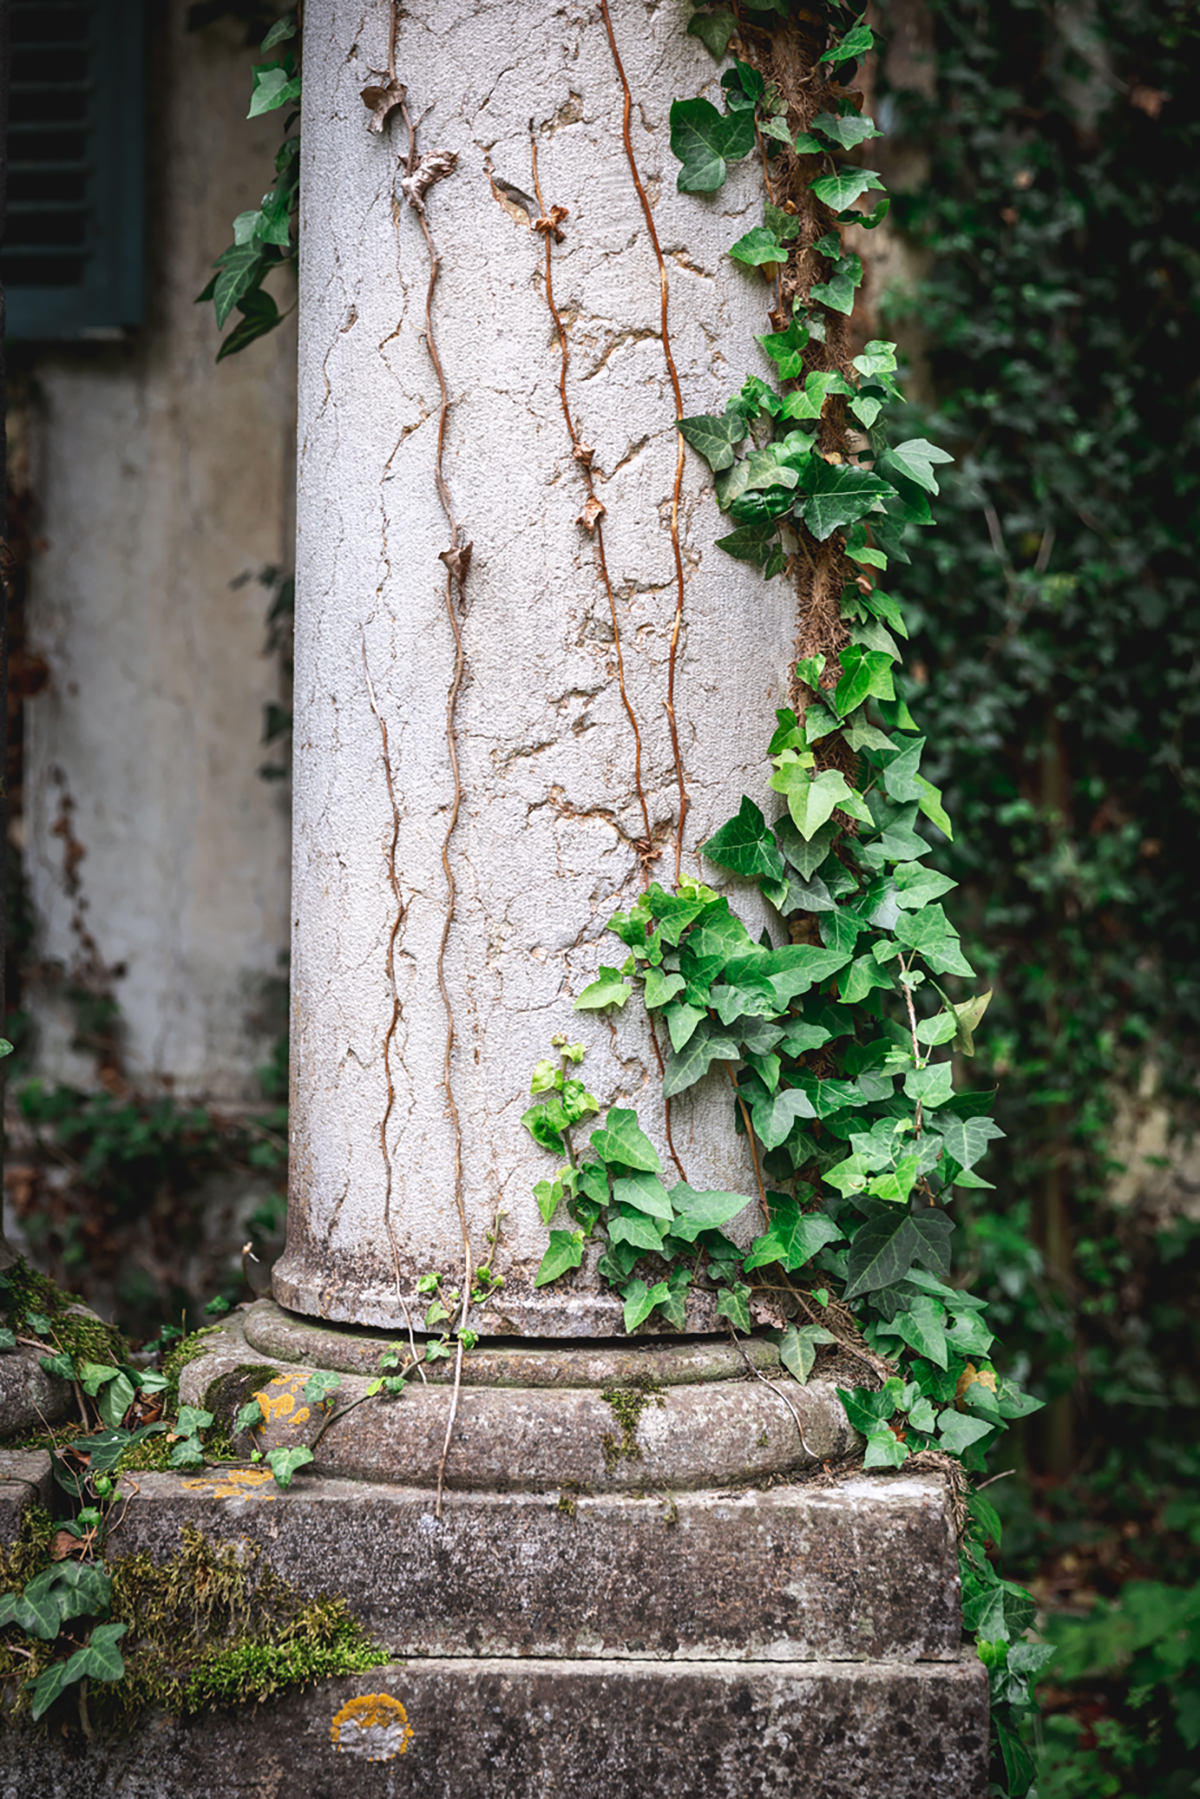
279;0;797;1333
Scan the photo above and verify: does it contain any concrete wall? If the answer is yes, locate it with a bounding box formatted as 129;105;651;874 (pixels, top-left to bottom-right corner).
20;3;295;1098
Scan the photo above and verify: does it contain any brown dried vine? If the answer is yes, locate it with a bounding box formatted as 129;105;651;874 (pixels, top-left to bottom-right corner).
598;0;691;887
528;125;689;1185
371;0;473;1518
360;638;407;1302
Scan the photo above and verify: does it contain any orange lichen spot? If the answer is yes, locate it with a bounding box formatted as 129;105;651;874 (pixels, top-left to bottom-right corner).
254;1372;312;1427
182;1469;278;1500
329;1693;413;1761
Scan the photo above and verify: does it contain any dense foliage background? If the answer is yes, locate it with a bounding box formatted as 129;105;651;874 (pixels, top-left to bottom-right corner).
877;0;1200;1787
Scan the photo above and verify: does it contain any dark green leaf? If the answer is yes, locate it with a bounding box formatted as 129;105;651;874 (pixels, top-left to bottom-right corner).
669;96;756;193
757;316;809;382
715;1282;752;1334
662;1024;740;1097
677;409;746;472
667;1186;755;1241
536;1230;585;1287
686;8;736;56
810;168;885;211
779;1322;837;1383
703;796;787;882
797;459;895;542
819;22;874;64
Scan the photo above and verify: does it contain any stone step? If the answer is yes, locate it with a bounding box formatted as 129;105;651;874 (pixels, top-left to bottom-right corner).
113;1469;963;1662
0;1654;989;1798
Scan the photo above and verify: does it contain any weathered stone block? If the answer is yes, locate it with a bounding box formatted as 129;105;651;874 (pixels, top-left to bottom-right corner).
0;1450;52;1542
0;1654;989;1798
111;1470;962;1663
0;1349;72;1441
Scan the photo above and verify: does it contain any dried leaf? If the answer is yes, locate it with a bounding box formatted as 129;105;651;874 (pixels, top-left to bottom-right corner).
577;496;607;533
438;541;473;588
401;150;460;214
750;1297;787;1329
573;442;596;468
360;73;407;135
534;205;569;243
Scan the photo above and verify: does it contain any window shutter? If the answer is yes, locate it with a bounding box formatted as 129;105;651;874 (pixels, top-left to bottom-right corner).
2;0;144;340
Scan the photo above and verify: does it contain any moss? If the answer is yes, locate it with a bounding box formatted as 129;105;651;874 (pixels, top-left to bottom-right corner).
0;1258;125;1370
113;1434;176;1474
160;1325;223;1409
599;1377;664;1476
0;1522;390;1734
0;1505;55;1595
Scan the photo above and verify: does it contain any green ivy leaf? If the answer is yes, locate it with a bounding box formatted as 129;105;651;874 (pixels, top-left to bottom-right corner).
879;437;954;496
744;1204;843;1272
590;1108;663;1174
677;408;747;472
608;1206;669;1253
937;1409;993;1456
769;760;849;840
887;1296;950;1369
819;22;874;64
750;1086;816;1150
621;1278;670;1332
797;460;896;542
810;167;885;210
810;255;863;315
703;795;787;882
248;62;302;119
662;1023;740;1097
664;1000;707;1053
667;1186;755;1241
686;8;737;57
303;1371;342;1406
715;521;778;566
39;1352;76;1382
575;967;633;1011
669;96;756;192
757;316;810;381
266;1444;315;1490
904;1062;955;1109
715;1282;752;1334
810;110;881;148
779;1322;837;1384
643;967;686;1009
612;1171;673;1221
234;1397;264;1434
535;1230;586;1287
864;1423;909;1468
729;226;787;269
893;863;957;908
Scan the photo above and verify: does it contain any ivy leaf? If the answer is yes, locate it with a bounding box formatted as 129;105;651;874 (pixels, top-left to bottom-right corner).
677;408;746;472
838;1386;897;1433
769;760;849;840
175;1404;214;1437
864;1424;910;1468
824;1152;872;1197
703;795;787;882
819;22;874;64
729;226;787;270
773;815;836;880
669;96;756;193
757;316;810;382
904;1062;955;1109
744;1204;843;1272
266;1444;315;1490
715;1282;753;1334
779;370;842;421
892;864;957;909
810;255;863;315
39;1352;76;1382
662;1023;740;1097
810;168;885;211
303;1371;342;1406
915;775;953;839
234;1397;264;1434
779;1322;837;1384
885;1296;950;1369
608;1206;669;1253
763;202;801;243
590;1108;663;1174
664;1000;707;1053
575;967;633;1011
643;968;686;1010
840;954;895;1004
667;1186;754;1241
937;1410;994;1456
621;1279;670;1332
686;8;736;56
844;1204;952;1298
879;438;954;496
715;521;777;565
535;1230;586;1287
751;1086;817;1150
612;1171;673;1221
248;62;302;119
797;460;895;542
810;110;881;148
881;736;927;803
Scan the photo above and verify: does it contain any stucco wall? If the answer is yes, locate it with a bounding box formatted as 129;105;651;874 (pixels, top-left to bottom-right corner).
20;4;295;1098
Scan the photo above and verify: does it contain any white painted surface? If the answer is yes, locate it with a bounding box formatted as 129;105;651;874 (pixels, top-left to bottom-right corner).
279;0;796;1331
23;6;295;1098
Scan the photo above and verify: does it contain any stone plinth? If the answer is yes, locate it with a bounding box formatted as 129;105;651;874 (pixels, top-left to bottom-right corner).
0;1656;989;1798
280;0;795;1334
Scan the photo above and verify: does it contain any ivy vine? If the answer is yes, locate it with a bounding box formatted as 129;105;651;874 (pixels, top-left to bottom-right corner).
518;4;1048;1790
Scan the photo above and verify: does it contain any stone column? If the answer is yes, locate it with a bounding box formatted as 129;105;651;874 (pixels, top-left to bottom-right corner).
274;0;793;1334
